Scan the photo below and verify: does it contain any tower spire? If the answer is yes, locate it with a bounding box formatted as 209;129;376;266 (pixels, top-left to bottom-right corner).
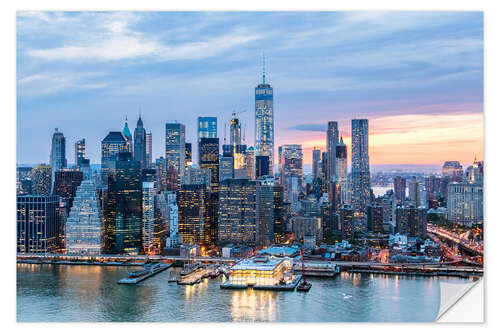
262;53;266;84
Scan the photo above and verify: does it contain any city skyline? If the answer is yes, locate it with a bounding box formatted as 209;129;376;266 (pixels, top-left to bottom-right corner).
17;11;483;166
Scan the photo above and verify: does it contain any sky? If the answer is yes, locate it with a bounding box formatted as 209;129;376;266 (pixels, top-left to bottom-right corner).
16;11;484;167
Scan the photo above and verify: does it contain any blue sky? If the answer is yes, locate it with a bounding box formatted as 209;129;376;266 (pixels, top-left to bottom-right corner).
16;11;483;165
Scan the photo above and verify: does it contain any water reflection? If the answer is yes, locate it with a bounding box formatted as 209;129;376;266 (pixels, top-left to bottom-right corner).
231;289;277;322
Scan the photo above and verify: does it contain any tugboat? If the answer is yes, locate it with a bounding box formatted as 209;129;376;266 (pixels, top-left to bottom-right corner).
296;249;312;292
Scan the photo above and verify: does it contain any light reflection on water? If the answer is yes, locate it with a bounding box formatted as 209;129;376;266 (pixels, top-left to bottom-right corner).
17;264;476;322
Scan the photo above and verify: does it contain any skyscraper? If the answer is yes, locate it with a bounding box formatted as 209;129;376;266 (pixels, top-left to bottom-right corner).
312;146;322;180
17;194;60;253
104;152;142;254
145;133;153;169
50;128;67;189
197;116;217;141
31;164;52;195
336;136;347;181
65;179;103;255
53;170;83;215
122;117;133;153
395;206;427;238
351;119;370;219
133;116;147;169
278;144;303;205
101;131;129;184
217;178;257;245
447;182;483;226
326;121;339;181
255;56;274;174
255;155;270;179
245;146;256;180
165;123;186;179
185;142;192;167
178;184;212;246
256;179;275;246
199;137;219;184
142;181;155;253
74;139;86;169
394;176;406;202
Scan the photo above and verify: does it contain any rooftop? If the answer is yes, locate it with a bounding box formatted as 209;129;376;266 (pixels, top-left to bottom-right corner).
231;257;285;271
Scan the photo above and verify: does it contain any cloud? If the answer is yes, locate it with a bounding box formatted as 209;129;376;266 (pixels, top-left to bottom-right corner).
18;72;108;95
287;124;327;132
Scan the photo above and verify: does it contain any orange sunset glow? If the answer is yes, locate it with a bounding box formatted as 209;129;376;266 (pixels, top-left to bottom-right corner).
281;112;483;165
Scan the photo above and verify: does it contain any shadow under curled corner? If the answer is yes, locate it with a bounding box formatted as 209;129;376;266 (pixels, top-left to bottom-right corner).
436;279;484;322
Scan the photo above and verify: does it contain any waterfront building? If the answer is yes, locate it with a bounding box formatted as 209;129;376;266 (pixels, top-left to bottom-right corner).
145;133;153;169
442;161;463;182
74;139;86;169
101;131;129;184
447;182;483;226
65;179;103;255
255;57;275;173
104;152;142;254
166;191;181;248
53;170;83;216
255;155;270;179
312;146;322;180
326;121;339;181
336;137;347;181
395;206;427;238
199;137;219;184
394;176;406;202
122;117;133;153
178;184;212;245
367;204;384;234
218;178;257;245
31;164;52;195
227;257;291;287
278;144;303;206
17;195;60;253
219;155;234;181
142;181;155;253
133;116;147;169
351;119;371;220
245;147;256;180
165;122;186;179
197;116;217;141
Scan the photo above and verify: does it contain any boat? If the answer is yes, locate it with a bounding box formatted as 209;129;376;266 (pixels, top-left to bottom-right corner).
296;249;312;292
127;262;161;278
180;262;203;277
296;279;312;292
168;270;178;283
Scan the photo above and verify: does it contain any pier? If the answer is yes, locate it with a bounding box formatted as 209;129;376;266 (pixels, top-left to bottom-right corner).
221;274;302;291
117;263;171;284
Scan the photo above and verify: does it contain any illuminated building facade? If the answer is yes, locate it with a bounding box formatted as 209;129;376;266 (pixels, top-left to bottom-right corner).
197;116;217;141
335;137;347;181
53;170;83;213
442;161;464;182
104;153;142;254
340;205;354;240
185;142;192;167
219;155;234;181
395;206;427;237
273;185;285;243
255;155;270;179
65;180;103;255
217;178;257;245
227;257;288;287
278;144;303;205
394;176;406;202
101;131;129;184
199;137;219;184
256;180;274;246
142;181;155;253
178;184;213;245
255;58;275;174
74;139;86;169
367;204;384;234
17;195;60;253
165;122;186;179
351;119;370;219
245;146;255;180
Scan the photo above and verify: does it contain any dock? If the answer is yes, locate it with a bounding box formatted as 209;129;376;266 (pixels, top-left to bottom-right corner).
220;274;302;291
177;265;217;285
293;261;340;277
117;263;171;284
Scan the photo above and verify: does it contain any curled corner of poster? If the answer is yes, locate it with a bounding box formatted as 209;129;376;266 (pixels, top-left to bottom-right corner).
436;278;484;323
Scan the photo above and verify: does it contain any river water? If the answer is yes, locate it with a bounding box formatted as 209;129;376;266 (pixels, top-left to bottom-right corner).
16;264;476;322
